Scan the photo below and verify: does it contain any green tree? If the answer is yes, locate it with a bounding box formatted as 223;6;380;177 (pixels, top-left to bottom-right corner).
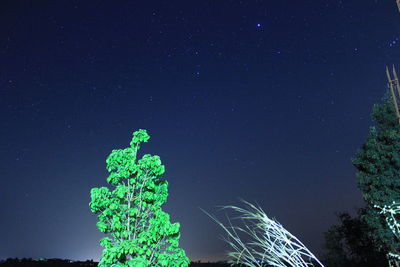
321;208;387;267
352;91;400;263
89;129;190;267
375;201;400;262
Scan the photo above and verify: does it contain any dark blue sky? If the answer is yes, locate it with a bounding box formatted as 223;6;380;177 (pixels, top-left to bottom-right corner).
1;0;400;263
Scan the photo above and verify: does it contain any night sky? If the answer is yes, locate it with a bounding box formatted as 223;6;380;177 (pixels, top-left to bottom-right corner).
2;0;400;263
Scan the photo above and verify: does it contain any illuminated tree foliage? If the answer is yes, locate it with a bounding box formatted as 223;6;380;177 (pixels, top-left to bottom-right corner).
352;91;400;262
375;201;400;262
89;129;190;267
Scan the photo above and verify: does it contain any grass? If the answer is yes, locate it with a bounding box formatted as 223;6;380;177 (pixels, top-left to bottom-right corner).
201;199;325;267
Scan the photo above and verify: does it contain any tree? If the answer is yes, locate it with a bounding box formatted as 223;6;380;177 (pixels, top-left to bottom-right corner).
352;91;400;263
375;201;400;262
321;208;387;267
89;129;190;267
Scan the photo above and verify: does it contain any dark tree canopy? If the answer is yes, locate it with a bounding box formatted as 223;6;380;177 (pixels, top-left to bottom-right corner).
352;91;400;256
321;208;387;267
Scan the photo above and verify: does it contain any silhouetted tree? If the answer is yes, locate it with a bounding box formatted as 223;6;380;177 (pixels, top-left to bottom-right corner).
321;207;387;267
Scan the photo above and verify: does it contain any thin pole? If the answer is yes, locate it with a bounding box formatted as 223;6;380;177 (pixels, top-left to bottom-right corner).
386;66;400;124
392;65;400;99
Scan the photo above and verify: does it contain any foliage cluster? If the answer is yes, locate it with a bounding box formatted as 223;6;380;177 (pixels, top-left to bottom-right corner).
321;208;387;267
352;92;400;258
89;129;190;267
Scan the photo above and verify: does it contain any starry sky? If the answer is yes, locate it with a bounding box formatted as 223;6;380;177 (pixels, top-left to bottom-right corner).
2;0;400;263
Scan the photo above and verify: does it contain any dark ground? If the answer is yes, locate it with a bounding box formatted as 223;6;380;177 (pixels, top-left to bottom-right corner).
0;258;247;267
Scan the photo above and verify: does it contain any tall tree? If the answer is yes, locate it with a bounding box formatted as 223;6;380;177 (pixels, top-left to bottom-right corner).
352;91;400;261
89;129;190;267
321;208;387;267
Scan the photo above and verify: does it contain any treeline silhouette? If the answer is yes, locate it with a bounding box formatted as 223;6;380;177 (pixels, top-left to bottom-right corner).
0;258;245;267
0;258;96;266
